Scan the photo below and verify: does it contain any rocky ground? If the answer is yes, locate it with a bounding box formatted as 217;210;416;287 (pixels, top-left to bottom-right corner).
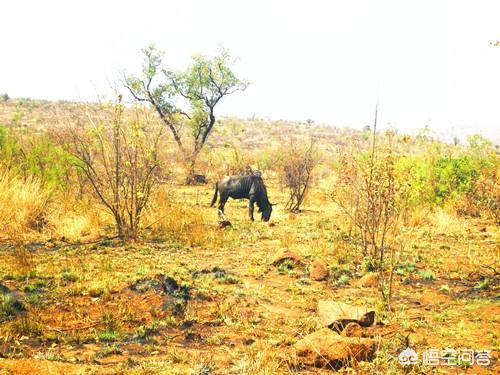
0;183;498;374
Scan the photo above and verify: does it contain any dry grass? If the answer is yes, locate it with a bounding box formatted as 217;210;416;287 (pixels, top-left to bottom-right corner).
47;198;107;242
0;168;49;240
144;189;224;247
0;100;498;374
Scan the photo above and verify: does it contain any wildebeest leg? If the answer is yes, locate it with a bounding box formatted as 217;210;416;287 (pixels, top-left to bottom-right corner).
218;193;229;214
249;196;257;221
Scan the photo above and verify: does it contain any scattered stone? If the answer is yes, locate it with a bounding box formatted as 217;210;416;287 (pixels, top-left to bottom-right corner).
310;259;329;281
218;220;232;229
184;332;202;342
180;319;196;329
294;328;376;368
0;283;26;321
160;276;190;300
217;209;232;229
130;274;190;300
271;250;304;267
0;283;10;295
317;301;375;332
190;266;239;283
130;275;190;317
340;322;364;337
160;276;180;295
161;299;186;316
355;273;378;287
186;174;207;184
243;338;255;346
129;277;163;294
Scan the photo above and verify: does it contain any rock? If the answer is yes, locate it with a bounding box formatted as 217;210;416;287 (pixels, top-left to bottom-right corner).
217;209;232;229
243;338;255;345
158;275;190;300
218;220;232;229
294;328;376;368
318;301;375;331
186;174;207;184
340;322;364;337
310;259;329;281
0;284;26;320
180;319;196;329
271;250;304;267
161;299;186;316
184;332;202;342
0;282;10;294
355;273;378;287
190;266;239;283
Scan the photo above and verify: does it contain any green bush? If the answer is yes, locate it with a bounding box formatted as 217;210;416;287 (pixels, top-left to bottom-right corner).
0;124;20;163
25;136;78;189
432;155;479;203
399;149;492;207
0;125;78;190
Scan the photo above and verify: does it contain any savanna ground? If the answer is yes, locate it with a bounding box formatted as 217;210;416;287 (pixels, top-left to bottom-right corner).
0;99;498;374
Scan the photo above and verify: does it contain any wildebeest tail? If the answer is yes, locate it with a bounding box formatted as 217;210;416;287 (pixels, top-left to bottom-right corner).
210;183;218;207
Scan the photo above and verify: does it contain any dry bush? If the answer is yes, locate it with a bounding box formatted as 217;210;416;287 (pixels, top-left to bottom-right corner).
0;167;49;240
332;130;411;307
61;99;166;239
277;136;318;212
465;163;499;224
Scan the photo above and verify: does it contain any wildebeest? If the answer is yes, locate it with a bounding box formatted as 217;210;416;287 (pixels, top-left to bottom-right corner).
210;175;274;221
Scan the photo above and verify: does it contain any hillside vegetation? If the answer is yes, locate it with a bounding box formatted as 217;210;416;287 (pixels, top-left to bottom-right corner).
0;97;498;374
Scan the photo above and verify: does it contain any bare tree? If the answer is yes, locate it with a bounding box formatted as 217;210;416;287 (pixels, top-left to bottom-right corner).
63;97;164;239
278;137;318;212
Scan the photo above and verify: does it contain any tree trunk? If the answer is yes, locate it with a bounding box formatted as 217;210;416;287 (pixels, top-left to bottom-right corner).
185;148;201;184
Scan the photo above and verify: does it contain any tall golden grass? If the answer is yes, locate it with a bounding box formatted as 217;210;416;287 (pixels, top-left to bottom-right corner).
144;190;223;247
0;167;49;240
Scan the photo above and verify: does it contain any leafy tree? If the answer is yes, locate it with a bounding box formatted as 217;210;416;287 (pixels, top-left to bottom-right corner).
125;45;247;180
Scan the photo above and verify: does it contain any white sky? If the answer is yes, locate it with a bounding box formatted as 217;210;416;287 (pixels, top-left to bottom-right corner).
1;0;499;142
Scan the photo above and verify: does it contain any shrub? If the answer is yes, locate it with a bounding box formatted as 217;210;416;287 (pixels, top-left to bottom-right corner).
0;125;77;190
277;136;318;212
63;99;165;239
417;155;479;205
24;135;77;189
397;132;498;223
468;162;499;223
332;127;412;307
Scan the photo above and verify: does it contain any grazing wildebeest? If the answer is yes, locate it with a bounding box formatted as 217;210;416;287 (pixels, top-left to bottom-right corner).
210;175;274;221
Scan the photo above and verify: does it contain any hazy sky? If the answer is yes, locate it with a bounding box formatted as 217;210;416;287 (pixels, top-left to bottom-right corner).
2;0;499;142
